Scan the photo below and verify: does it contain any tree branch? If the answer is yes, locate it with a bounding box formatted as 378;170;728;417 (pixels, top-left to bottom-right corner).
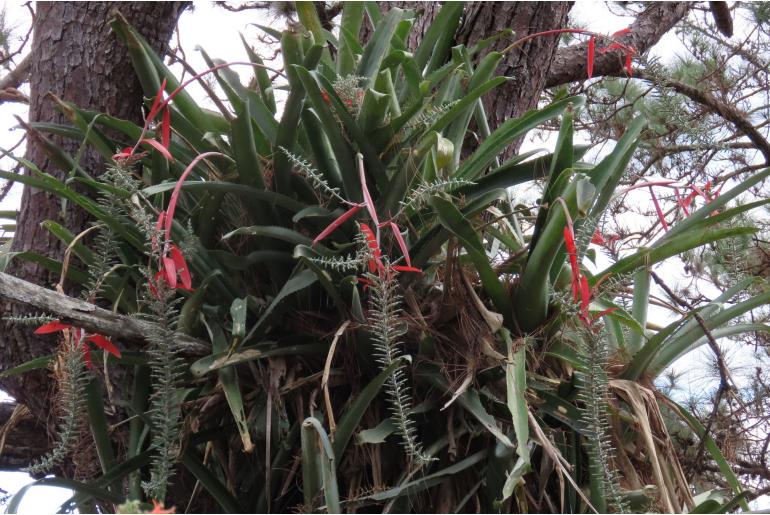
610;69;770;164
546;2;692;88
0;272;208;355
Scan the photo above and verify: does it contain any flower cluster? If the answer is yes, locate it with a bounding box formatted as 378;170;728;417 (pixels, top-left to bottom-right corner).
563;224;615;329
35;321;121;369
312;156;421;281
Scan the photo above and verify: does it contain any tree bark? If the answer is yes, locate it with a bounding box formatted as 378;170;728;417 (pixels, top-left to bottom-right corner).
456;2;572;131
0;1;185;453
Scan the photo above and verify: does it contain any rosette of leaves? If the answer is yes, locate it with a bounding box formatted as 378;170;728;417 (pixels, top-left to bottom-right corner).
3;3;768;513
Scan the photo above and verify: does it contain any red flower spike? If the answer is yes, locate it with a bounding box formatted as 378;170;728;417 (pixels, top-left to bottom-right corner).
563;226;581;302
139;139;174;162
579;275;591;312
611;28;631;37
313;204;363;245
35;321;73;334
592;307;618;320
86;334;122;359
162;255;178;289
625;53;633;75
392;265;422;273
360;224;384;274
146;79;168;125
82;344;93;370
112;147;135;160
587;36;595;78
161;107;171;150
386;221;412;267
170;244;193;291
358;159;380;232
590;229;605;246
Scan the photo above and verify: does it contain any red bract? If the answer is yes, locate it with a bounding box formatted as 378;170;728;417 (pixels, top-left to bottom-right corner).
625;52;633;75
563;226;581;302
34;321;120;369
392;265;422;273
156;244;193;292
313;204;363;245
148;500;175;514
360;223;384;274
35;321;75;334
139;138;174;162
562;227;612;330
587;36;595;78
382;221;413;267
161;107;171;150
590;229;606;246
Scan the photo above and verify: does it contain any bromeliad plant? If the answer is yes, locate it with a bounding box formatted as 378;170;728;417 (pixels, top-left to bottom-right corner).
2;3;769;513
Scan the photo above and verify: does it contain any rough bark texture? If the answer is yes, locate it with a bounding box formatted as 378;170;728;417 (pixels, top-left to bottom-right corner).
456;2;572;130
0;1;185;458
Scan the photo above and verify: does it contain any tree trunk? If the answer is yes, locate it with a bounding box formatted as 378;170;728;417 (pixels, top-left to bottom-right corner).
0;1;185;455
456;2;572;131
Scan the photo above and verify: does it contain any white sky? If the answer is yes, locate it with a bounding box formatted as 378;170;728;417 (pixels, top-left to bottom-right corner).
0;1;766;511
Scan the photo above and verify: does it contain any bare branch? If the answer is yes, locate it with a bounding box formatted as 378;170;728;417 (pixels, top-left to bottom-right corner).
612;69;770;164
0;271;208;355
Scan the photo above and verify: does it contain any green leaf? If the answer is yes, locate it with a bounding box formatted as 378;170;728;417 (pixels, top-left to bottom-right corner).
222;225;314;246
503;330;529;461
302;417;341;513
456;96;585;180
202;318;254;453
337;2;365;76
0;355;54;378
191;343;326;376
181;452;242;512
357;7;403;84
6;477;122;514
664;396;749;511
596;226;757;281
431;196;513;328
333;356;410;458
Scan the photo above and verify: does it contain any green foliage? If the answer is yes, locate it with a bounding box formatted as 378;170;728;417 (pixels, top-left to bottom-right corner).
3;3;767;513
